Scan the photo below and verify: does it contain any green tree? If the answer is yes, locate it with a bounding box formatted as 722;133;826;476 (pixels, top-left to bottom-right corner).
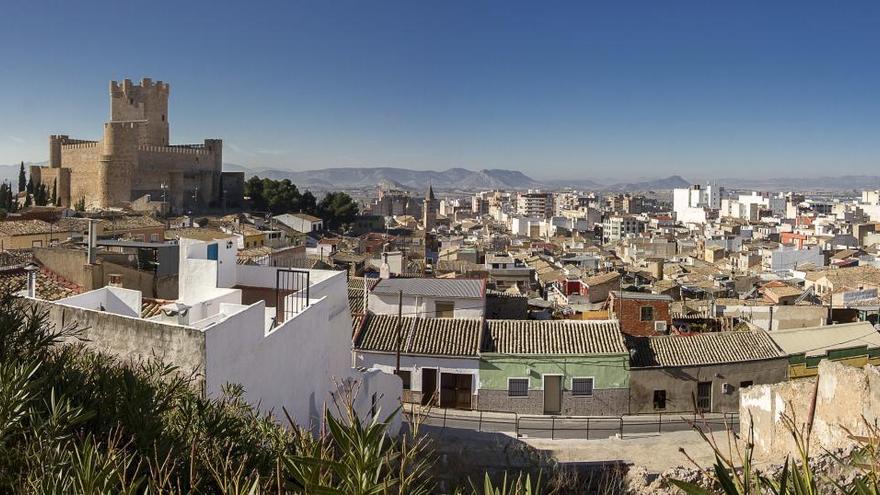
301;190;318;214
26;174;33;195
17;162;26;193
51;178;57;206
34;183;49;206
318;191;359;230
244;175;266;211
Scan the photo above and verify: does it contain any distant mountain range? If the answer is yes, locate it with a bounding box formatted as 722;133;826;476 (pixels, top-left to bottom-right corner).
6;161;879;193
227;165;691;192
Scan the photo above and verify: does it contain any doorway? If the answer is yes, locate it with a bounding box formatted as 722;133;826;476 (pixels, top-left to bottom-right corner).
543;375;562;415
421;368;438;406
440;373;473;409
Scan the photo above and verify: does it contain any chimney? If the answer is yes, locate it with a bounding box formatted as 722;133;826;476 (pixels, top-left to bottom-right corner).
379;252;390;279
24;263;39;298
87;219;98;264
108;273;123;287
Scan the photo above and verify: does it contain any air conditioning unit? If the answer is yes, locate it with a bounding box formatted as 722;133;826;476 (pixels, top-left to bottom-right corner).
654;321;668;333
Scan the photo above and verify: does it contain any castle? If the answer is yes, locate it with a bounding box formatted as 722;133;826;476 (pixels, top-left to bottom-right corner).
31;78;243;212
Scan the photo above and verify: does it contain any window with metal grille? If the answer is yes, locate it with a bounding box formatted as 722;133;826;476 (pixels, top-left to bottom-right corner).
697;381;712;412
508;378;529;397
571;377;594;396
640;305;654;321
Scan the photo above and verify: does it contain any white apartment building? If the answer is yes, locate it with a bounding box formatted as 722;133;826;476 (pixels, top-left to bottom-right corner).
673;183;724;224
516;190;554;219
602;215;644;243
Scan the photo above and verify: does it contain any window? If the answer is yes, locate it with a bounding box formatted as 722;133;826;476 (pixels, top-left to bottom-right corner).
740;381;753;389
571;377;594;397
640;305;654;322
697;381;712;412
435;301;455;318
370;393;377;418
508;378;529;397
150;234;160;242
396;370;412;390
653;390;667;410
32;240;43;248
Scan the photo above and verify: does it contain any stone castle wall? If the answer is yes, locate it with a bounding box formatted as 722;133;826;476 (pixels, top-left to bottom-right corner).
35;78;230;211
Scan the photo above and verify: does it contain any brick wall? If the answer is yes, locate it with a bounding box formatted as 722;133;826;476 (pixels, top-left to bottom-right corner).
612;298;671;336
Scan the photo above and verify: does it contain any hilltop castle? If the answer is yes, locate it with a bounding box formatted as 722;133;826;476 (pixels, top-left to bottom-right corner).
31;78;243;212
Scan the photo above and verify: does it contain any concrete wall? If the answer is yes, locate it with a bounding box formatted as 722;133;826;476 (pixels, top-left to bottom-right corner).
630;358;789;414
35;298;206;378
716;304;827;331
741;360;880;459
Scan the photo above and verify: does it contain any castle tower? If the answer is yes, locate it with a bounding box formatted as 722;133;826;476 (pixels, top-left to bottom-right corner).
423;184;437;231
109;78;170;146
98;121;139;207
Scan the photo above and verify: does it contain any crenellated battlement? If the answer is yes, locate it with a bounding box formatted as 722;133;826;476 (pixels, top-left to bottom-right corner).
47;77;228;210
61;141;99;150
138;145;214;156
110;77;170;95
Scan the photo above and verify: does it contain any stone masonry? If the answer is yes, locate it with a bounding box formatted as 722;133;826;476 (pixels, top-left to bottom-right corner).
31;77;243;212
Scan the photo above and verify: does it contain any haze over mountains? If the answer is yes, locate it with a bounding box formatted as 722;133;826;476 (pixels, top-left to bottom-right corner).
223;165;692;192
5;162;880;193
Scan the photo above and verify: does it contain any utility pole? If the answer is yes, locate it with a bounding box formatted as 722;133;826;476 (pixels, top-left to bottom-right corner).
395;289;403;374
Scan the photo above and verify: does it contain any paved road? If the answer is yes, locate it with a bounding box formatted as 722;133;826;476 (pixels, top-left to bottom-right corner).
407;408;738;440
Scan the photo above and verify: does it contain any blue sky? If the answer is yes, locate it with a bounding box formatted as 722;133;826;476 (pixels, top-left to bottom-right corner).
1;0;878;180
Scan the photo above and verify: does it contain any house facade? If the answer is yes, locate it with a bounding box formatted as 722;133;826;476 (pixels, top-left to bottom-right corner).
353;314;482;409
478;320;630;416
628;331;788;414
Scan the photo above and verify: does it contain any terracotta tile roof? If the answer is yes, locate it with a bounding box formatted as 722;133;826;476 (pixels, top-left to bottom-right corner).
354;314;482;357
101;215;164;232
483;320;627;355
627;331;784;368
141;298;173;318
0;268;82;300
0;219;56;236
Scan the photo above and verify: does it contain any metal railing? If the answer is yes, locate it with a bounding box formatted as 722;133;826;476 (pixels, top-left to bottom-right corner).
275;268;310;323
403;404;739;440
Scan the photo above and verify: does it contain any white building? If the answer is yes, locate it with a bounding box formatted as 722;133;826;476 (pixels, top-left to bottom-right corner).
28;235;400;433
516;190;554;219
368;278;486;319
353;314;482;409
673;183;724;224
602;215;643;243
275;213;324;234
764;245;824;272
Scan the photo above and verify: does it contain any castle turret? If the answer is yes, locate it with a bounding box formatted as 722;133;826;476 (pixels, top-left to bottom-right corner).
98;121;139;207
109;77;170;146
48;135;68;168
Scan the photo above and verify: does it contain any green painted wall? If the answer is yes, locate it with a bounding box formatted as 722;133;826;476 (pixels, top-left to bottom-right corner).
479;354;630;391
